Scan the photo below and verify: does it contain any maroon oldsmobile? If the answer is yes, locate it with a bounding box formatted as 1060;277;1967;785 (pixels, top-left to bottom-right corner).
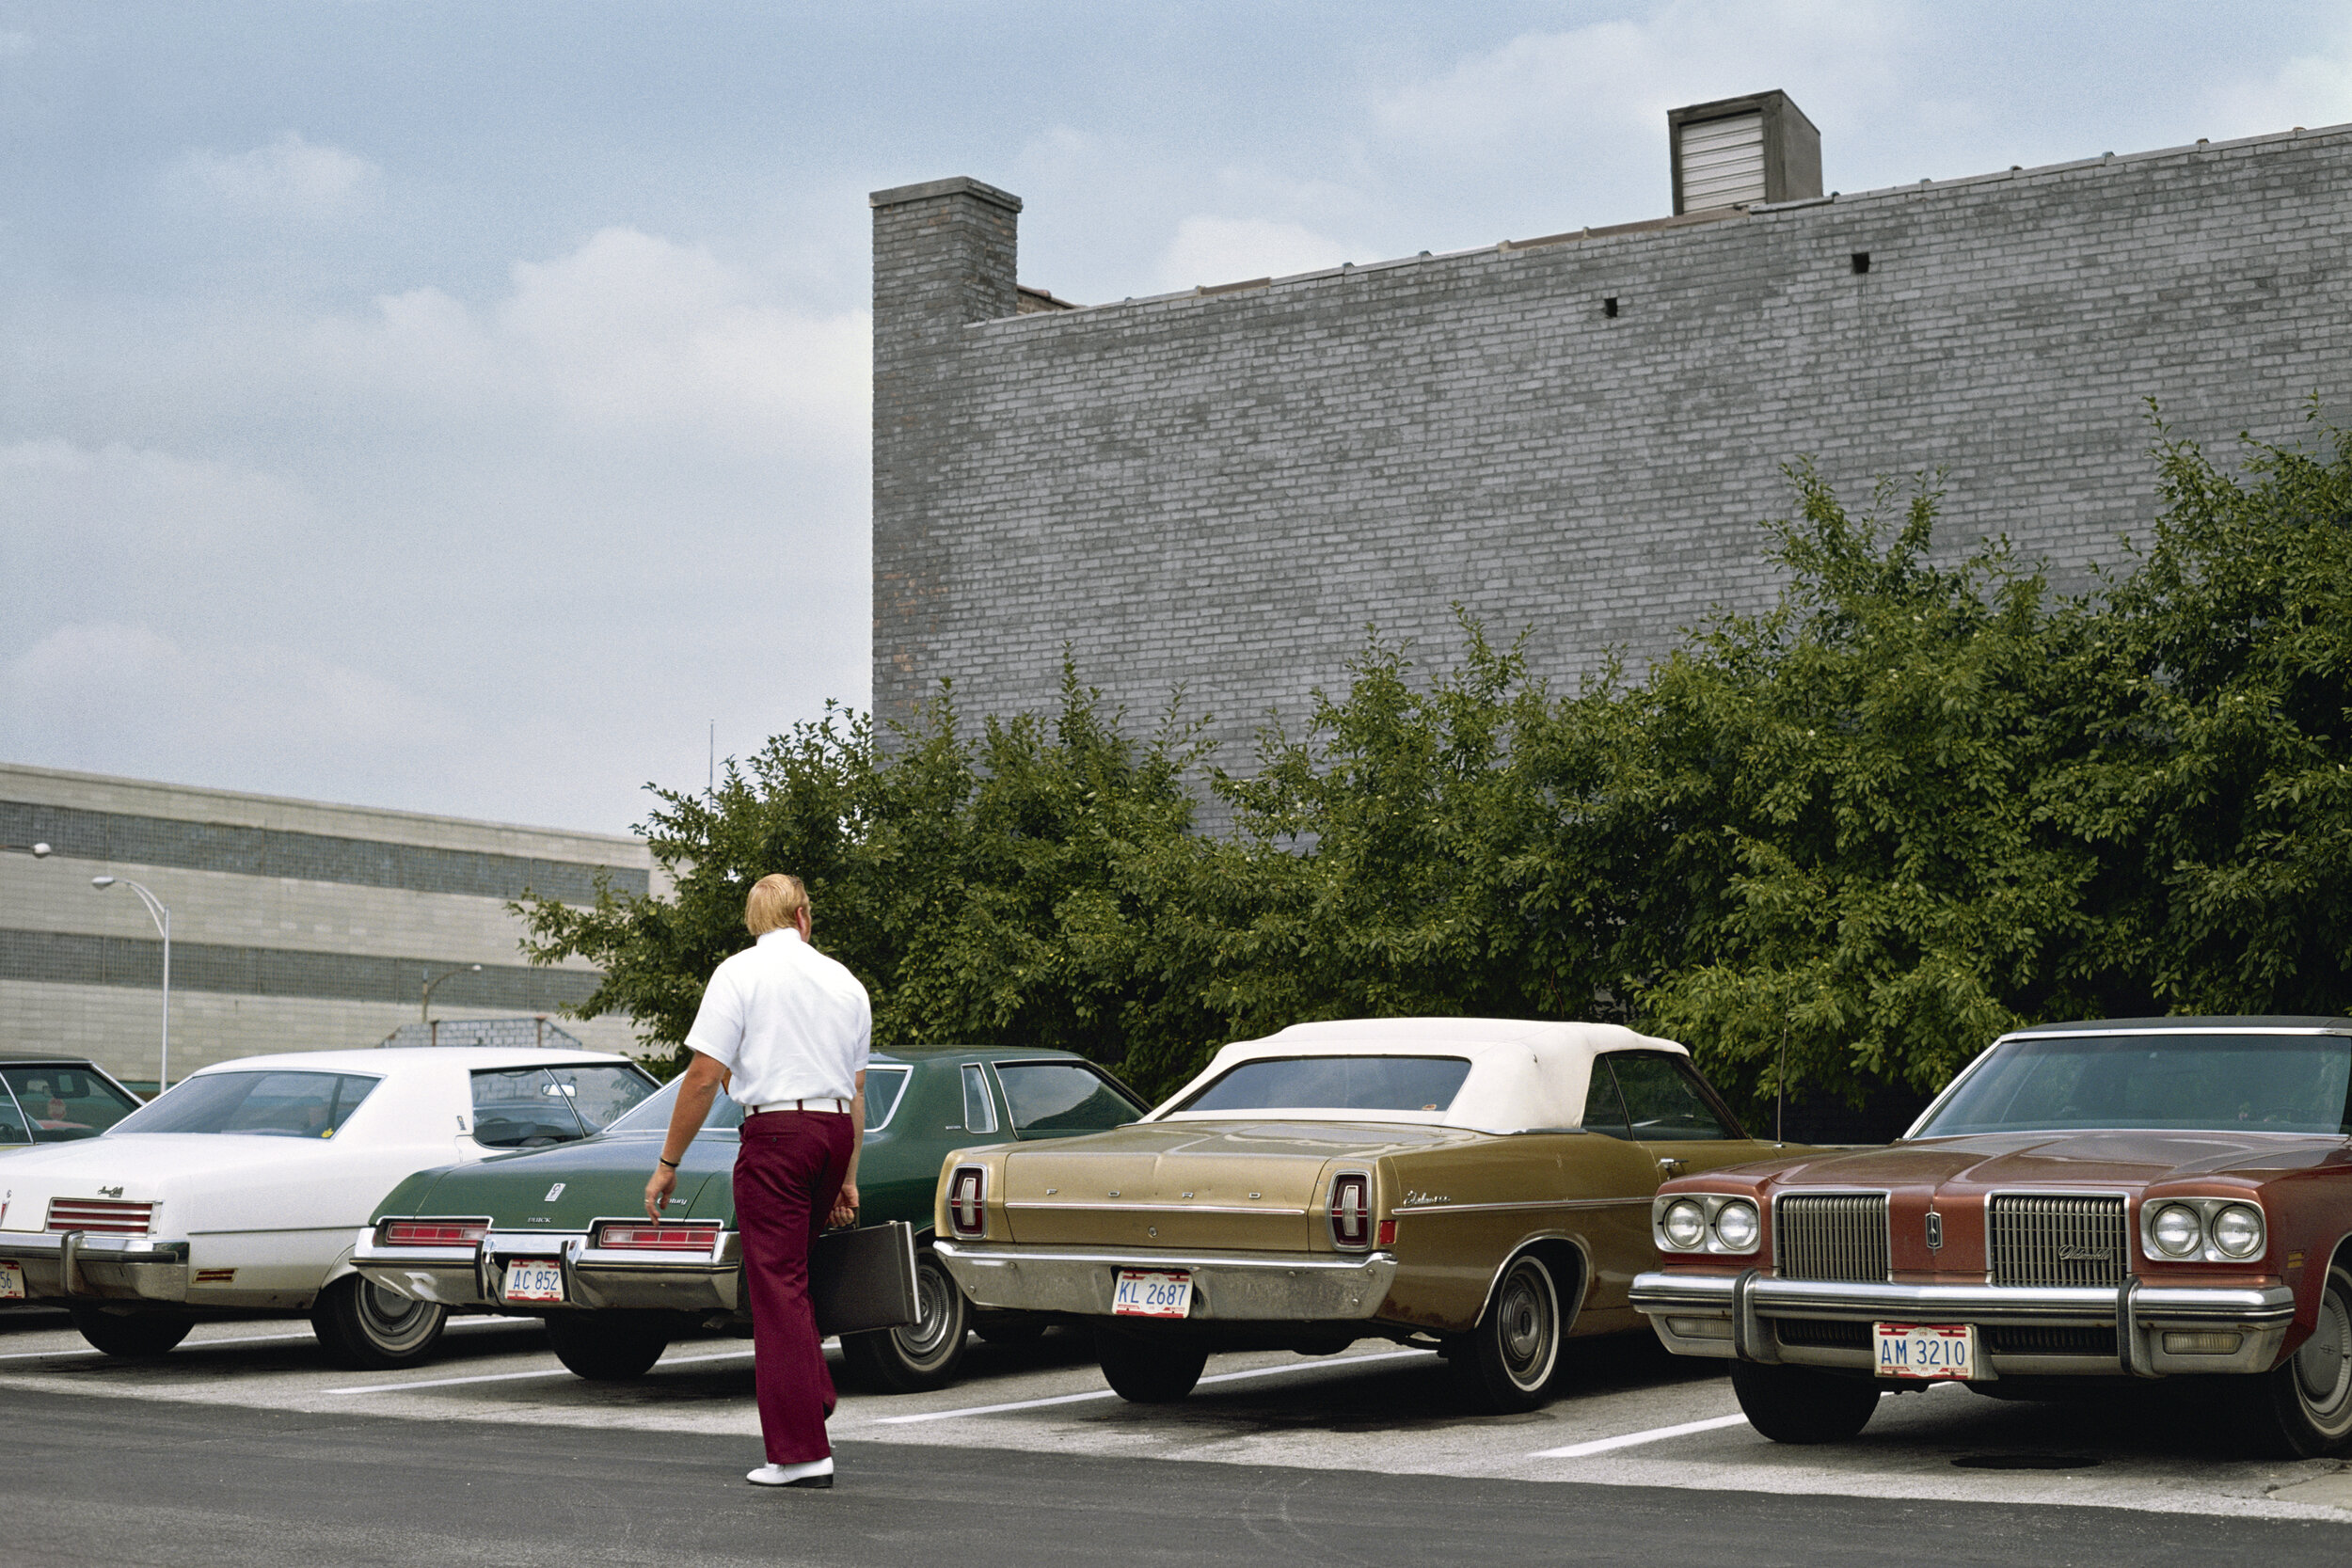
1630;1017;2352;1456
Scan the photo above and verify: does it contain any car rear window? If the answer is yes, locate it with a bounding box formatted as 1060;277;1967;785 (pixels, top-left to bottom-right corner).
1173;1055;1473;1115
110;1071;381;1138
604;1076;748;1135
994;1062;1141;1134
471;1065;655;1148
0;1065;142;1144
1918;1033;2352;1136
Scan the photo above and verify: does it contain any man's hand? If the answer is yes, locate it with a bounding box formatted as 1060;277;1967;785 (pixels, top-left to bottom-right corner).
644;1163;677;1221
827;1181;859;1230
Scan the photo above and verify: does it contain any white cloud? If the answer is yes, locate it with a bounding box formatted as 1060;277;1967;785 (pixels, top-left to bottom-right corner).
2200;38;2352;140
172;132;380;214
1152;215;1358;292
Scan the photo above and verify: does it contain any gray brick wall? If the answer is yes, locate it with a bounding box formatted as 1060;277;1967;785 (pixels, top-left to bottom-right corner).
871;127;2352;770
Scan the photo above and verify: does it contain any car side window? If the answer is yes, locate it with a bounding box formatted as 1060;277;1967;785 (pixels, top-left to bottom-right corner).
961;1064;998;1135
1581;1062;1634;1139
864;1067;911;1132
1607;1053;1735;1142
0;1080;32;1145
471;1068;590;1148
994;1062;1142;1135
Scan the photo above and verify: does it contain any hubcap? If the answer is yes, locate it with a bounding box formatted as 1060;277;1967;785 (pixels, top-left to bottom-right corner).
1496;1259;1557;1390
895;1259;959;1365
2294;1286;2352;1432
356;1279;437;1350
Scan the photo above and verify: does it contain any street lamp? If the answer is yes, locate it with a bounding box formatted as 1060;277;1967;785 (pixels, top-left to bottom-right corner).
1;842;52;857
91;877;169;1093
421;963;482;1022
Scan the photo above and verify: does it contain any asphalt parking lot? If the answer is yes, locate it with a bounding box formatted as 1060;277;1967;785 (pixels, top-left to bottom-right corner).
8;1302;2352;1563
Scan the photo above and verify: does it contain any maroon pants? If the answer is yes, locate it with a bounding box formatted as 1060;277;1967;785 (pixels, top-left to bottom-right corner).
735;1109;854;1464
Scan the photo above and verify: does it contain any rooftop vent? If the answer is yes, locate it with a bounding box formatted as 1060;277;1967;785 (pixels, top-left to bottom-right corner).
1669;90;1821;214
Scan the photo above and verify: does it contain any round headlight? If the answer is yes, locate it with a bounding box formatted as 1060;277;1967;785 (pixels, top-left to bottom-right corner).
2150;1203;2202;1258
1661;1198;1707;1250
1712;1199;1760;1253
2212;1204;2265;1259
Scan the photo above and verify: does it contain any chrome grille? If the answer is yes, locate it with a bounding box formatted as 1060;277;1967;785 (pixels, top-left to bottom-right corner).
47;1197;155;1235
1988;1195;2128;1288
1773;1194;1889;1282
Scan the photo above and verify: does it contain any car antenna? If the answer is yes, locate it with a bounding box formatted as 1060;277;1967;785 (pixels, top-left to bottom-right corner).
1775;1006;1790;1148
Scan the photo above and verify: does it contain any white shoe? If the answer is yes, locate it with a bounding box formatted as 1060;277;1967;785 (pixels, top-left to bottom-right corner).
747;1456;834;1489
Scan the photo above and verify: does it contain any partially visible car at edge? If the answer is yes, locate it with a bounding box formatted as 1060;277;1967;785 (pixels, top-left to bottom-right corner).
0;1045;654;1366
1631;1015;2352;1457
931;1017;1790;1412
0;1053;146;1148
352;1044;1149;1388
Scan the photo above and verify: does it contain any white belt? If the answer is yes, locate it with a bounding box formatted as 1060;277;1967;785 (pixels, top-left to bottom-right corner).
747;1098;850;1116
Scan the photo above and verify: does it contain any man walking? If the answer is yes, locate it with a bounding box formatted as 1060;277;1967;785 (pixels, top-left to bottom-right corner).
645;873;869;1488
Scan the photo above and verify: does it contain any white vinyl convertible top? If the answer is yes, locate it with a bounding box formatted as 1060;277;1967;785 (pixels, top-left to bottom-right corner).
1145;1017;1691;1135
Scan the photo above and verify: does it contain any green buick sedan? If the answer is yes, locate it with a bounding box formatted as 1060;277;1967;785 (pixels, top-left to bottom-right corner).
352;1044;1148;1389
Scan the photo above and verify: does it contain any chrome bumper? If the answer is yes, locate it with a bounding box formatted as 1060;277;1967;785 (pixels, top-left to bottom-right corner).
1630;1268;2299;1378
933;1240;1396;1322
0;1232;190;1303
352;1227;743;1314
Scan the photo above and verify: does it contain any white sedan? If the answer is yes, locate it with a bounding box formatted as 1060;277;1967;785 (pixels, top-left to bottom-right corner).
0;1045;655;1366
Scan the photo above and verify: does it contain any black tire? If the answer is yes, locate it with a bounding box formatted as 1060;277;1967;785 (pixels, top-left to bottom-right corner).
1095;1325;1207;1403
1730;1360;1883;1443
973;1311;1050;1348
310;1275;450;1370
841;1250;971;1393
70;1307;192;1359
545;1310;672;1381
1451;1252;1565;1414
2235;1264;2352;1458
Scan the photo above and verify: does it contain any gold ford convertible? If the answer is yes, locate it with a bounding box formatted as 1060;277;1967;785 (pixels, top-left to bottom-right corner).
932;1018;1787;1410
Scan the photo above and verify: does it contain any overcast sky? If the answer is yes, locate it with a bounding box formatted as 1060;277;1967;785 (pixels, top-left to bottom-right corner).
5;2;2349;837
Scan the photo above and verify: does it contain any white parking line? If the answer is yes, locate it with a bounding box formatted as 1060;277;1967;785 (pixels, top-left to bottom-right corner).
1529;1413;1752;1458
873;1347;1436;1425
327;1346;754;1396
0;1316;532;1363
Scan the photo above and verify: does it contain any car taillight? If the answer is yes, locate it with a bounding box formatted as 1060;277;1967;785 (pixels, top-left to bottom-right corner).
378;1219;488;1248
1328;1173;1372;1251
594;1222;723;1252
947;1166;987;1239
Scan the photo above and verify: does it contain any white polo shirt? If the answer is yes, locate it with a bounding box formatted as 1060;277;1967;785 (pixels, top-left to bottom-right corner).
683;928;871;1107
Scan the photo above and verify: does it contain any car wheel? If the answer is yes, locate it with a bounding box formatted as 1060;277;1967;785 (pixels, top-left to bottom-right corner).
1452;1252;1564;1414
545;1310;673;1381
2236;1264;2352;1458
841;1249;970;1393
70;1307;192;1359
1095;1325;1207;1403
310;1275;450;1370
1729;1361;1883;1443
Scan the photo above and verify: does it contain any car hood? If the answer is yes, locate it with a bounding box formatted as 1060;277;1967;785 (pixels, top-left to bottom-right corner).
1743;1131;2350;1192
387;1129;736;1228
995;1118;1480;1249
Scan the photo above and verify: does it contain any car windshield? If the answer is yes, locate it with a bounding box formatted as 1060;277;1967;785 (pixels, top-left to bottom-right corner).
109;1071;381;1138
1916;1033;2352;1136
996;1061;1142;1133
1173;1055;1473;1115
0;1064;143;1145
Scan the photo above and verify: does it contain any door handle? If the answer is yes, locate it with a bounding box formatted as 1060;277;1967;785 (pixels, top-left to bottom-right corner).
1658;1157;1685;1175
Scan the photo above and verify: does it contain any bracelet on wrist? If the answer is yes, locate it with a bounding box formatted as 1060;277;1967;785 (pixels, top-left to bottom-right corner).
658;1156;680;1169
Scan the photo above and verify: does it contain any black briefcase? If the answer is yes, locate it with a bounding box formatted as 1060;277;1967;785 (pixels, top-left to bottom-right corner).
809;1220;920;1336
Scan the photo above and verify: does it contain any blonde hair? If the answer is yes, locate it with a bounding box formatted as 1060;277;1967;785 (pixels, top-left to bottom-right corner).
743;873;811;936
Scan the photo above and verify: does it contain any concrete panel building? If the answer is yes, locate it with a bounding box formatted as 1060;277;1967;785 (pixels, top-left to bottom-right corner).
870;105;2352;762
1;764;652;1087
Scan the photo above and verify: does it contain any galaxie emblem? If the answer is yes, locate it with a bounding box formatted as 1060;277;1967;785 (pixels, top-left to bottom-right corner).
97;1185;123;1198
